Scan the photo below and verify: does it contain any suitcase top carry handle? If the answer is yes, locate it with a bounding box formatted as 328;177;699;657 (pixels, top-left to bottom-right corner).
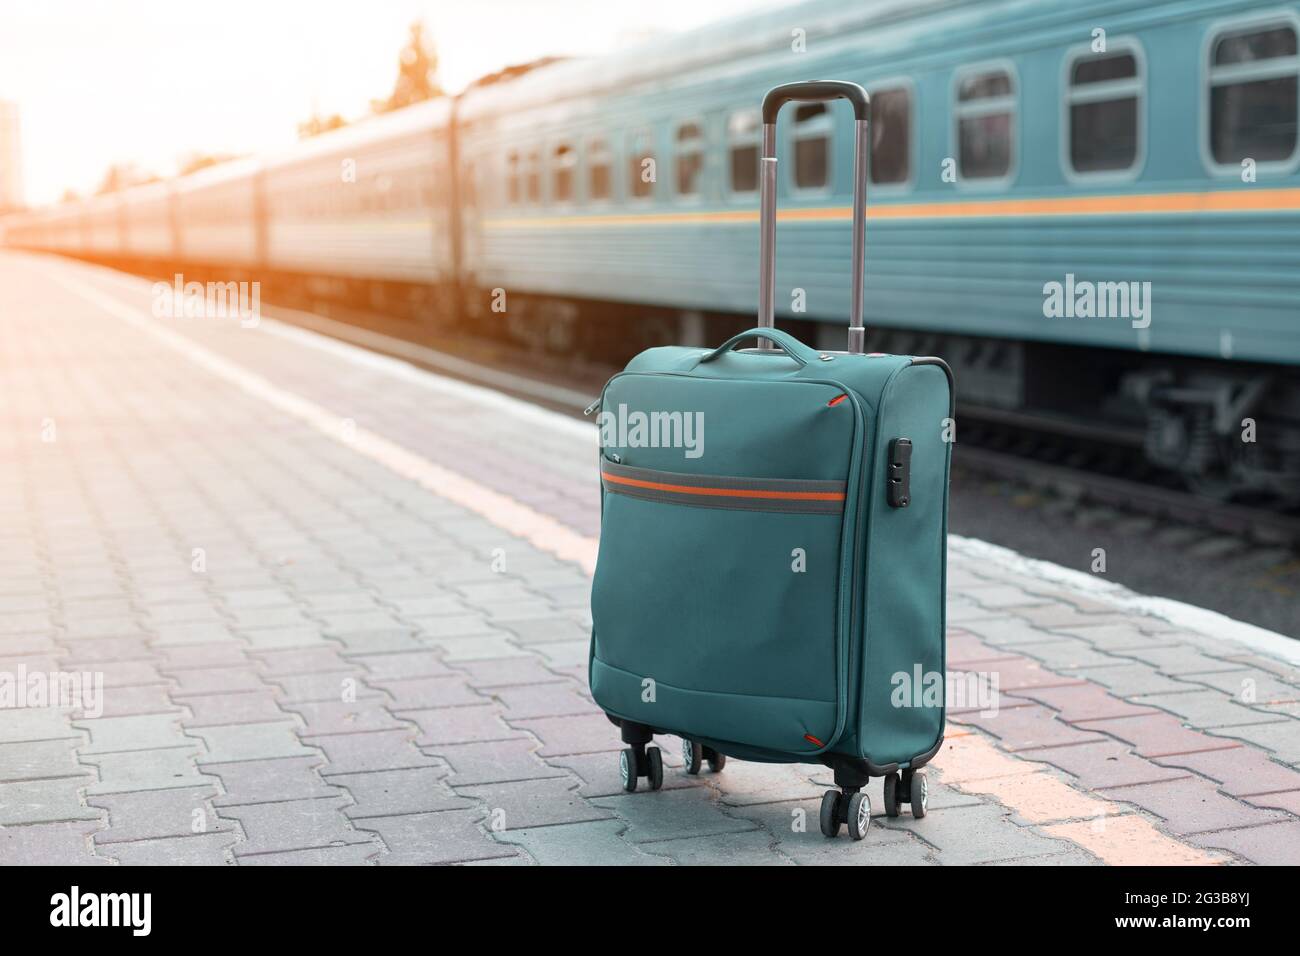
698;327;820;368
757;80;871;355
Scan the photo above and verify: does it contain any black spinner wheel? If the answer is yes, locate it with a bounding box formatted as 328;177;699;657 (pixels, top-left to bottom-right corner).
883;771;902;818
682;739;703;775
819;790;842;838
646;746;664;790
846;791;871;841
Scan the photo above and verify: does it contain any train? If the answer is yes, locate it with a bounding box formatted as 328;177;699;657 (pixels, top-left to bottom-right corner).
4;0;1299;501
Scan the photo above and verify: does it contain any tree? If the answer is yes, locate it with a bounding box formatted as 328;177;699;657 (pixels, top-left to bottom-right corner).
296;113;347;140
371;21;442;114
95;163;157;194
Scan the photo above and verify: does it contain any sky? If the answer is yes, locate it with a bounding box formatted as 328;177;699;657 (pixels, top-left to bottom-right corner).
0;0;777;206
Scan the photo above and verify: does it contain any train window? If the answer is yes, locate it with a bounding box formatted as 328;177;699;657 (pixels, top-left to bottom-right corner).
552;143;576;203
629;128;655;199
955;67;1015;179
1068;49;1141;174
792;103;831;189
506;151;520;204
728;110;761;193
675;121;706;197
588;138;612;201
1208;22;1298;165
870;87;911;184
525;149;541;203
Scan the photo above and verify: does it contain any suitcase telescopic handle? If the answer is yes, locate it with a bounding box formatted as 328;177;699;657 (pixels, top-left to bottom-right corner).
757;80;871;355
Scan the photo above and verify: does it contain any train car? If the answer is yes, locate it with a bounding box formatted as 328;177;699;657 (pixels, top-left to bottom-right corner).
458;0;1300;498
2;203;84;254
262;98;456;297
82;192;125;259
120;180;178;264
174;157;262;267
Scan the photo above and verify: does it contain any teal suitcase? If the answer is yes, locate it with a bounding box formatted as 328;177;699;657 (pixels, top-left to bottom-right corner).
588;82;953;841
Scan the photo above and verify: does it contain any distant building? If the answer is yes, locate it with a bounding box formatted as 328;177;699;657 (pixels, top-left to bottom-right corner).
0;101;24;211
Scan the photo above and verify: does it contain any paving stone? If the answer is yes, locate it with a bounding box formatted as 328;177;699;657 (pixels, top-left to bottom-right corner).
404;704;526;747
219;796;374;856
457;656;568;689
348;650;456;680
285;699;408;736
236;843;379;866
1113;645;1245;676
1018;740;1190;790
0;778;102;824
642;828;792;865
0;739;90;782
456;775;611;830
710;759;828;807
0;820;107;865
241;626;329;650
75;714;190;754
151;644;248;672
956;704;1107;752
490;682;599;720
166;665;268;695
1189;820;1300;865
1096;777;1285;835
369;675;486;711
1203;721;1300;764
207;756;342;806
100;832;239;865
327;628;425;654
1006;682;1159;723
496;616;587;645
1069;663;1190;697
1056;624;1179;652
494;818;666;866
436;738;569;786
1003;634;1128;671
253;646;354;676
59;636;153;663
1149;747;1300;797
333;766;472;818
89;785;232;843
885;801;1075;865
1132;688;1291;729
423;633;529;662
151;622;241;646
0;707;81;743
359;809;518;865
191;721;315;764
312;729;442;775
179;689;292;727
591;787;758;843
1074;713;1241;759
82;748;212;794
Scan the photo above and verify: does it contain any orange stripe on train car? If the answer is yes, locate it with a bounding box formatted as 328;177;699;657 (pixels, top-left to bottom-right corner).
602;470;845;502
482;186;1300;229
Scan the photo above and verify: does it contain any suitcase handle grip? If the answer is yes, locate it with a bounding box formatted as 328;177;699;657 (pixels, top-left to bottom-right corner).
698;327;819;368
757;80;870;355
761;80;870;124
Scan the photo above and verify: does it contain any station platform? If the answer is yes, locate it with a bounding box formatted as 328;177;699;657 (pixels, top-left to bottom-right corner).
2;250;1298;866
